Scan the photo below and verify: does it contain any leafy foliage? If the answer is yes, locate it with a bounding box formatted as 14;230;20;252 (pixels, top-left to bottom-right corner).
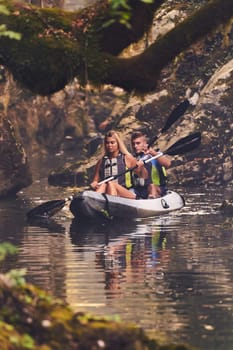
105;0;154;28
0;242;18;262
0;0;21;39
0;0;232;94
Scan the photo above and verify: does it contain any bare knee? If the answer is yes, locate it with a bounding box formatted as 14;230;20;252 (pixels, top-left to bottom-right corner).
106;181;117;196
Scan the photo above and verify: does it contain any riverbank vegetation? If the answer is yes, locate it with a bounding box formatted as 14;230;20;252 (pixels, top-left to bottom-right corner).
0;243;195;350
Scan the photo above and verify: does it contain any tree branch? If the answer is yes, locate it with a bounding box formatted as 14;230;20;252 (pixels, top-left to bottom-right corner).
100;0;233;92
0;0;232;95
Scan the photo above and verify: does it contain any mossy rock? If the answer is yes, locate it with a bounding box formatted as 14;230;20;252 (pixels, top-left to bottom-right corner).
0;276;195;350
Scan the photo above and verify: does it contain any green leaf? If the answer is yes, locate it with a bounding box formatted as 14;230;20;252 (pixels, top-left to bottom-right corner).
0;2;21;40
111;0;130;10
5;268;27;286
0;4;9;15
1;30;22;40
0;242;18;262
141;0;154;3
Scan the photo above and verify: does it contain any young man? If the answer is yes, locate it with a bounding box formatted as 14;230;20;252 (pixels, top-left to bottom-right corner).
131;131;171;198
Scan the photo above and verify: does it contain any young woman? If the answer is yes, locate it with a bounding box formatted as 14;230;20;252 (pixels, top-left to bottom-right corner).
90;130;147;199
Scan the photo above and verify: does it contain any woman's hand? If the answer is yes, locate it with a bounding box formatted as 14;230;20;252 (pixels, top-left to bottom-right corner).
90;181;99;190
136;159;145;168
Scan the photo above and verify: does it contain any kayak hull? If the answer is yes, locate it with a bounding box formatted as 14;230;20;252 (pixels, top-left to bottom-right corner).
70;190;185;220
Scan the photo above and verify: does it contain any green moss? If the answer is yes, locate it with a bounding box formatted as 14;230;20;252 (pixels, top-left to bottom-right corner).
0;0;232;95
0;0;102;94
0;276;196;350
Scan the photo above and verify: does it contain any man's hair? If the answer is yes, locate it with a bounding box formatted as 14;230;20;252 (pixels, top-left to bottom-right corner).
131;131;148;142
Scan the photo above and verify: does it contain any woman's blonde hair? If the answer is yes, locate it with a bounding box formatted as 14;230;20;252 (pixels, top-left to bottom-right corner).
103;130;130;156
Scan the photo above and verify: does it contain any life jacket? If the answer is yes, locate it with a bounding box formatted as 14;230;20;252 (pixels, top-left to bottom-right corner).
131;153;152;187
100;153;132;189
151;159;167;186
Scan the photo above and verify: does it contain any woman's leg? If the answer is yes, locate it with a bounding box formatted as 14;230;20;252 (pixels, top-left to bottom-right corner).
106;181;117;196
106;182;136;199
96;183;107;193
117;185;136;199
96;181;136;199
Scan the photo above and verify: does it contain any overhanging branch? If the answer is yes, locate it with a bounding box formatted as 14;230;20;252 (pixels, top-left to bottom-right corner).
0;0;232;95
100;0;233;92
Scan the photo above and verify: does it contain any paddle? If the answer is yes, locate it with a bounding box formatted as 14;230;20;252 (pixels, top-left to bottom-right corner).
148;99;190;147
26;132;201;219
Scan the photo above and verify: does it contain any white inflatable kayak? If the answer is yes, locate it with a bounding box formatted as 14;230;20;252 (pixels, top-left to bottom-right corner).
69;190;185;220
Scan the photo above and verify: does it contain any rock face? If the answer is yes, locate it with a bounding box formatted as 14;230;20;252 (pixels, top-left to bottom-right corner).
48;60;233;189
0;116;32;196
0;1;232;195
169;59;233;187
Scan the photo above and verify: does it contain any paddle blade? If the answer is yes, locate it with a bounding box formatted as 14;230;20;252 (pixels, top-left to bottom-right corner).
148;99;190;147
166;132;201;156
27;197;72;219
161;99;190;133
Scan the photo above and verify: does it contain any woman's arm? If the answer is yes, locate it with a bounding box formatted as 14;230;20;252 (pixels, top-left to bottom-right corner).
90;159;101;189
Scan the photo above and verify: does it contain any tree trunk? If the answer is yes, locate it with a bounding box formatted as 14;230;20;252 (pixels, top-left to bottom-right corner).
0;0;232;95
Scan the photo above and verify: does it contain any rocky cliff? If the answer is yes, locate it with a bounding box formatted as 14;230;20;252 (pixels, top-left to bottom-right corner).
0;1;232;197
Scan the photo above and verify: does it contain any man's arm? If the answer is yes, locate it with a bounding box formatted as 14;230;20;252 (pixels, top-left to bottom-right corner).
148;148;171;168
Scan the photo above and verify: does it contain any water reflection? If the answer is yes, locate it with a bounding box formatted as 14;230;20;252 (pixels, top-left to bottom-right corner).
0;185;233;350
27;217;66;234
0;196;28;244
70;218;169;296
94;224;169;299
67;208;233;350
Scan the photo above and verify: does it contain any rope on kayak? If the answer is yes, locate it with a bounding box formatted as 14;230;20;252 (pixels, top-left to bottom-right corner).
100;193;113;220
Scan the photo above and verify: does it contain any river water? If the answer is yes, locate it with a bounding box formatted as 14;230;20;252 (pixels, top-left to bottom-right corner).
0;153;232;350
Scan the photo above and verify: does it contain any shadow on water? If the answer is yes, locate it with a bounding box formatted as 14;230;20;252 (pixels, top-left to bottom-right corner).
27;217;66;234
0;196;29;243
69;217;138;245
